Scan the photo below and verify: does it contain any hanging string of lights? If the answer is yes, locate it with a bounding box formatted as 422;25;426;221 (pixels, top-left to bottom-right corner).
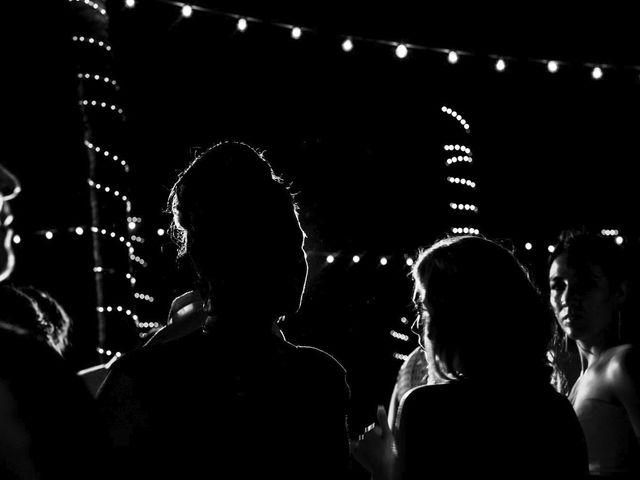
119;0;640;81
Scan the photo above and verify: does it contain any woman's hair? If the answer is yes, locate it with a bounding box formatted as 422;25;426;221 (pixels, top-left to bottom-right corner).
412;235;553;383
167;141;306;322
0;285;47;341
21;286;72;355
547;229;632;393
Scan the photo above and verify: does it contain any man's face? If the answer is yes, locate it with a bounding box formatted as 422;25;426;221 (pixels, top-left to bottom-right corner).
0;199;15;282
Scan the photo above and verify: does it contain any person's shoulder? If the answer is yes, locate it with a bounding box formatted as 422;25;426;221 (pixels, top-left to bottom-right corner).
110;330;204;374
605;344;638;387
291;343;346;375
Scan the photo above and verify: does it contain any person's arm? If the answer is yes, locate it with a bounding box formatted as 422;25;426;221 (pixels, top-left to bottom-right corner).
350;405;398;480
609;345;640;443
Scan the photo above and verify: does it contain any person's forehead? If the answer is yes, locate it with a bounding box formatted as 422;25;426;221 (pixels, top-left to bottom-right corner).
550;253;606;280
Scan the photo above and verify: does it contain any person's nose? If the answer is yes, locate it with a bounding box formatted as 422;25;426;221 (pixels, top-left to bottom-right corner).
562;284;579;308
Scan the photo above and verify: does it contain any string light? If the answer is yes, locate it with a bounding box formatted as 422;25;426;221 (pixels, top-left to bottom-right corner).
181;5;193;18
326;254;335;263
71;36;112;52
139;1;640;79
125;0;135;8
601;229;619;236
157;228;165;236
78;73;120;90
390;330;410;342
591;66;603;80
395;44;408;59
67;0;107;16
379;257;388;266
393;352;409;361
451;227;480;235
236;17;248;32
88;179;129;203
615;236;624;245
548;245;555;253
341;38;354;52
445;155;473;165
525;242;533;251
80;100;124;116
405;257;414;266
441;105;471;132
446;176;476;188
444;145;472;154
84;140;130;172
13;235;21;244
352;255;360;263
134;293;155;303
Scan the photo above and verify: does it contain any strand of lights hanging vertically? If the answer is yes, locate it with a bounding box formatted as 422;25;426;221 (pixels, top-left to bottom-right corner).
68;0;150;359
441;106;479;237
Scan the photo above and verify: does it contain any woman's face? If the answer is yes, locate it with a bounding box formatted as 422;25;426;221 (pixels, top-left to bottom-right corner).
549;253;620;345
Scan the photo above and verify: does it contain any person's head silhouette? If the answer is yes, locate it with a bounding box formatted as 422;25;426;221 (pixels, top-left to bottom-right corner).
168;141;308;333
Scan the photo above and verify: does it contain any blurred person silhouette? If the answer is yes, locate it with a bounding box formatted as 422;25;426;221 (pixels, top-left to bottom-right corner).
98;141;351;479
352;235;588;479
549;229;639;477
0;163;113;479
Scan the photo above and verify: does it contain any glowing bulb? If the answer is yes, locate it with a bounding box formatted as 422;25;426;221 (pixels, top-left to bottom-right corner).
75;227;84;235
406;258;414;267
380;257;388;266
548;245;555;253
128;222;136;230
237;18;247;32
547;61;559;73
45;231;53;240
13;234;21;244
326;255;335;264
591;66;603;80
352;255;360;263
395;44;408;59
495;58;506;71
291;27;302;39
615;236;624;245
181;5;193;18
341;38;353;52
447;51;459;64
157;228;165;236
525;242;532;251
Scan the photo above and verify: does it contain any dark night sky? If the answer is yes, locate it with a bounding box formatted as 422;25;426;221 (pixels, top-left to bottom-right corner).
6;1;640;426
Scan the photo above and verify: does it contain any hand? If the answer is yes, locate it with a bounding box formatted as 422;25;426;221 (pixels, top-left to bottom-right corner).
167;290;204;325
350;405;396;480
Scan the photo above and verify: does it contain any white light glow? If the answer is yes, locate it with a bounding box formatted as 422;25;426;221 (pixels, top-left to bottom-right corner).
395;44;408;59
341;38;353;52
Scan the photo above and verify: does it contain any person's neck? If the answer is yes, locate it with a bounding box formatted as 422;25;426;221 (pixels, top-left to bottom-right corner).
576;337;614;370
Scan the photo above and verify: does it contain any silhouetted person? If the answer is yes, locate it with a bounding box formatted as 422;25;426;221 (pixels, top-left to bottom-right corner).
98;141;351;479
352;235;588;479
0;164;112;479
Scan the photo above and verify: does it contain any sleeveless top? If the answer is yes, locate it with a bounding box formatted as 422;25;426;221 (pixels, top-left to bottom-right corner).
570;378;640;475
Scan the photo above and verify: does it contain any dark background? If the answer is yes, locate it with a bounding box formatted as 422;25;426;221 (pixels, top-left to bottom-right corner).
7;0;640;431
